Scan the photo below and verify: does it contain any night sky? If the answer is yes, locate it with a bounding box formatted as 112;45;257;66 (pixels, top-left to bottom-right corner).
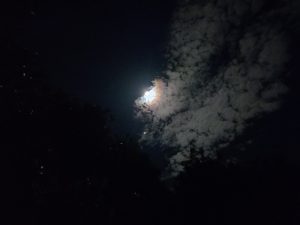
8;0;175;133
2;0;300;224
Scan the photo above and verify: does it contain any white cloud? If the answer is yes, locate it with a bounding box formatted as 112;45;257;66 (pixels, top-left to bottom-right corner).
135;0;294;178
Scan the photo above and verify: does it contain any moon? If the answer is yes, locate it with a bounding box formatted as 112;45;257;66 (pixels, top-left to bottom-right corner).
143;88;157;104
136;79;164;108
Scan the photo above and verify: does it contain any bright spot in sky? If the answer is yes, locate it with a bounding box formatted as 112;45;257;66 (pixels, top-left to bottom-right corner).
136;79;164;108
143;88;156;104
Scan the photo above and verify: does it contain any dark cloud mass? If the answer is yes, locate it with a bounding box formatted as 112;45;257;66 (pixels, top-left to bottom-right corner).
136;0;297;177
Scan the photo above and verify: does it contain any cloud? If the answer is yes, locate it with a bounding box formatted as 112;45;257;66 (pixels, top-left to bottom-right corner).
135;0;295;177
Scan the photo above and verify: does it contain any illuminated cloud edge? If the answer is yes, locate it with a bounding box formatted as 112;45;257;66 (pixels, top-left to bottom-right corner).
135;0;297;178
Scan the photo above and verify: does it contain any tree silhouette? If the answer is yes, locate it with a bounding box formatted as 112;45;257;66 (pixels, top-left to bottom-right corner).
1;46;175;225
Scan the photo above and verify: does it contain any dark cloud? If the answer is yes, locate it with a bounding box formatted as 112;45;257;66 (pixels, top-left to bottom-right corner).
136;0;297;177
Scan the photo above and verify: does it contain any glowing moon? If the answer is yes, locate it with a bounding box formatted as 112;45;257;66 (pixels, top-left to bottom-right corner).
143;88;156;104
136;79;164;108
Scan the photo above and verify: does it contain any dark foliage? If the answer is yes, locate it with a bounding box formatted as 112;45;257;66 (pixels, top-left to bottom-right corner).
173;159;300;225
1;42;299;225
0;47;176;225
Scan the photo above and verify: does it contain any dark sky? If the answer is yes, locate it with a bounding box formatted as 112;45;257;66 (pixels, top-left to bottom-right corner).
6;0;175;134
0;0;299;169
2;1;300;224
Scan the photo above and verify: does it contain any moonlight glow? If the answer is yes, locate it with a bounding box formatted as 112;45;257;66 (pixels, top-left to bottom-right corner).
143;88;156;104
135;79;164;109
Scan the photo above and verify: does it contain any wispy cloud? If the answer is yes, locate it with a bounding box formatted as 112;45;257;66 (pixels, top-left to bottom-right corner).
136;0;296;177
